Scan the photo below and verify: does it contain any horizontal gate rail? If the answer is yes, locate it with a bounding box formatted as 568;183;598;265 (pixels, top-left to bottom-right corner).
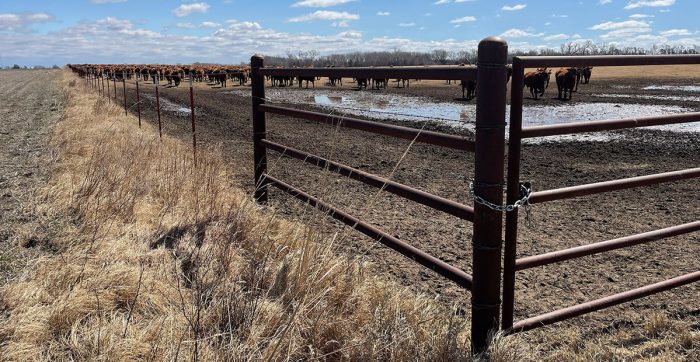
259;65;478;80
262;173;474;289
516;221;700;270
517;54;700;68
502;54;700;332
511;271;700;332
521;113;700;138
259;104;476;152
261;139;474;221
529;167;700;204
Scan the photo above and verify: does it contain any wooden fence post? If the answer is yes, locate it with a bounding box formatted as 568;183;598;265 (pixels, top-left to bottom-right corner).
471;36;508;354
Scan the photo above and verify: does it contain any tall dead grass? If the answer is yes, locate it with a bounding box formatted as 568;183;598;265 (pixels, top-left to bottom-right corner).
0;71;533;360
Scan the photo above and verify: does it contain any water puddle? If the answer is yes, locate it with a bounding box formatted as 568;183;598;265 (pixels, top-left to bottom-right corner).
592;93;700;102
142;94;196;116
226;89;698;142
642;85;700;92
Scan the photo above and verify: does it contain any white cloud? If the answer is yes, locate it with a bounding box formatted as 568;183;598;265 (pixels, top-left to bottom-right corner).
377;12;390;16
398;22;416;27
288;10;359;23
660;28;691;37
592;20;653;40
599;0;612;4
172;2;210;17
624;0;675;10
544;33;569;41
500;28;543;38
200;21;221;28
590;19;649;30
450;16;476;23
629;13;654;18
291;0;356;7
176;22;195;29
502;4;527;11
0;12;54;30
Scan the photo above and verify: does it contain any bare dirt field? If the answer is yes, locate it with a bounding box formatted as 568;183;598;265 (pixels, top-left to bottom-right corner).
0;70;64;283
111;63;699;352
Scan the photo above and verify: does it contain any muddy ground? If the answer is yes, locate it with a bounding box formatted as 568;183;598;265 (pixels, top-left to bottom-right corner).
0;70;64;283
103;72;699;342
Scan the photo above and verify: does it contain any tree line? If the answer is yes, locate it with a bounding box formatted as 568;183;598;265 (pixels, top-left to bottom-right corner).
263;41;698;67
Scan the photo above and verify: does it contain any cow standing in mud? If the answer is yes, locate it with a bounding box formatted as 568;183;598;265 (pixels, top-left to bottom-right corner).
460;80;476;100
524;69;550;100
298;76;315;88
556;68;578;100
580;66;593;84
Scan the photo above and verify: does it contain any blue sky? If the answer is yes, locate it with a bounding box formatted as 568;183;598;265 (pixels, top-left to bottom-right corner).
0;0;697;66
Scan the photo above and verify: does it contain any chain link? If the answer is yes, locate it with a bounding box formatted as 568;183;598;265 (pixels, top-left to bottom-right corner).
468;181;533;226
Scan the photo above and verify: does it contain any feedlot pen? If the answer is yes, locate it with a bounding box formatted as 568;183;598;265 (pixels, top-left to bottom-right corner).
249;38;700;351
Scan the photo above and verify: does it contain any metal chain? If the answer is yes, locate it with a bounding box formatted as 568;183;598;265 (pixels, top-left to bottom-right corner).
468;181;534;226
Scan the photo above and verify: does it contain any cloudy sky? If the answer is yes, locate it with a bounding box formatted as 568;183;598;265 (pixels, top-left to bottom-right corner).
1;0;697;66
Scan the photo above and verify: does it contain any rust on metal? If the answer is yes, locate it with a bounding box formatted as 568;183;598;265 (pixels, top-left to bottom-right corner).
471;36;508;353
259;104;476;152
511;271;700;332
502;58;525;330
262;173;474;289
189;75;197;164
251;55;268;203
122;73;127;116
260;139;475;221
521;112;700;138
155;83;162;140
517;54;700;68
516;221;700;270
136;80;141;127
529;167;700;204
259;65;477;81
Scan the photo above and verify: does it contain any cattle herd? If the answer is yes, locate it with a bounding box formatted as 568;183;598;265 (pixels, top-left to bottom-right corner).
68;63;593;101
68;64;250;88
524;66;593;100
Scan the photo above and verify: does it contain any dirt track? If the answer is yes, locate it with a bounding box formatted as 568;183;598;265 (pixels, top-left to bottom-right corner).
0;70;64;283
110;73;700;339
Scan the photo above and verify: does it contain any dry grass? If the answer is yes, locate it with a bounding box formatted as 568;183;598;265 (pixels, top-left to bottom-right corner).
1;70;696;361
0;71;532;361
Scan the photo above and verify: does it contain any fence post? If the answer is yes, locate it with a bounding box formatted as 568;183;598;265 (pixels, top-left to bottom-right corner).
107;73;111;100
113;75;117;103
251;55;268;203
155;79;162;139
136;79;141;127
471;36;508;354
189;73;197;166
502;57;524;330
122;72;128;115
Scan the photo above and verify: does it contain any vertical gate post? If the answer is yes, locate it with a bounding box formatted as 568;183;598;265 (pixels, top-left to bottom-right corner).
471;36;508;353
251;55;268;203
502;57;525;330
113;75;117;103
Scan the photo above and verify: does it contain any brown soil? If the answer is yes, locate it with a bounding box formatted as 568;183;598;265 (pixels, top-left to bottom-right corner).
0;70;64;283
111;72;698;346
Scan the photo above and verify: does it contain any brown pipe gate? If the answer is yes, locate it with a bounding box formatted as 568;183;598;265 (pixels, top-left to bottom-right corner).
251;40;700;352
503;54;700;332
